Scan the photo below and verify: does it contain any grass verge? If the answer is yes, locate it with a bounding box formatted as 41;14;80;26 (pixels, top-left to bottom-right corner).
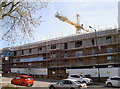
1;84;20;89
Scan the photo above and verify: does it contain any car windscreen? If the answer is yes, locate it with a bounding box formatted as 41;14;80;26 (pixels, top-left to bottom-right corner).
26;77;33;80
71;75;80;78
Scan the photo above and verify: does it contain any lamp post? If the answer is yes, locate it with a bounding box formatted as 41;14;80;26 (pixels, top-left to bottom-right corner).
89;26;100;82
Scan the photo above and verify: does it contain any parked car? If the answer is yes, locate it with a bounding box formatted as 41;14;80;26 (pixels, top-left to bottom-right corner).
67;74;93;84
105;76;120;87
49;79;87;89
11;75;34;87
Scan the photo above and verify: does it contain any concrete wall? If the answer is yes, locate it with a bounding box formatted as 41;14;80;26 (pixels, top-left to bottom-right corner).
46;46;51;52
24;49;29;55
56;44;64;50
31;48;38;54
82;39;93;47
42;47;46;53
68;42;75;49
17;50;22;56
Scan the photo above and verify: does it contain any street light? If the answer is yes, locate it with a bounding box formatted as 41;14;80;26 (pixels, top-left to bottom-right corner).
89;26;100;82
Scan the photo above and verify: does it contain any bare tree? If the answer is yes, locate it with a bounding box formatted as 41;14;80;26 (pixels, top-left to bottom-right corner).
0;0;48;45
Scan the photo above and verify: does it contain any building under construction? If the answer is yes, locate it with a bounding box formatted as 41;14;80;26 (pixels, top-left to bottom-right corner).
2;28;120;82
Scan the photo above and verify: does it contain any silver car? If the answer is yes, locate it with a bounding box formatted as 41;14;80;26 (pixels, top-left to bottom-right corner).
49;79;87;89
105;76;120;87
67;75;92;84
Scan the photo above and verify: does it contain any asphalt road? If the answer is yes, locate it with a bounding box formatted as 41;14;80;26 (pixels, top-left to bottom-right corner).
88;85;120;89
7;85;120;89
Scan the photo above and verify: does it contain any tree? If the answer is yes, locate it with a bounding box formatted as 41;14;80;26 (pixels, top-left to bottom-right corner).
0;0;48;45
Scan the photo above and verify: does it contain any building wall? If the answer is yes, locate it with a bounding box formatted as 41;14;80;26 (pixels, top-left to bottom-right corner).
2;29;120;81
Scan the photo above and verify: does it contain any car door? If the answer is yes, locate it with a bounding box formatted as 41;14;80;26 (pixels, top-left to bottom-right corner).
12;78;17;84
19;77;24;85
61;80;73;89
14;77;21;85
55;81;65;89
111;78;119;87
116;78;120;87
118;78;120;87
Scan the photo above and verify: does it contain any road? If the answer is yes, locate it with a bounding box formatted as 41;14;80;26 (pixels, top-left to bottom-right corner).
18;85;120;89
88;85;120;89
0;77;120;89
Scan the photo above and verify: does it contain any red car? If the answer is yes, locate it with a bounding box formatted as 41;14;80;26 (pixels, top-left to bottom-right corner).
11;75;34;87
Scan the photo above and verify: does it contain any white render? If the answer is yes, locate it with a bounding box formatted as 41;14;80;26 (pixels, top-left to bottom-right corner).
11;68;48;75
66;67;120;77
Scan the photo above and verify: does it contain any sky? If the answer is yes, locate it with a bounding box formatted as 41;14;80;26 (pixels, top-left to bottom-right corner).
0;0;119;49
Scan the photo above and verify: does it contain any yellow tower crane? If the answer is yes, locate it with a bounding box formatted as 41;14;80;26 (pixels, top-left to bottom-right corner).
55;12;91;34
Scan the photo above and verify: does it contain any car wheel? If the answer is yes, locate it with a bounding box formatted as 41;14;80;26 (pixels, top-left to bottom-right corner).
27;83;33;87
49;86;55;89
107;82;113;87
11;81;14;84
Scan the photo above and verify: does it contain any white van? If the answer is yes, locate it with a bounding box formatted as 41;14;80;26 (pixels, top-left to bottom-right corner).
67;74;93;84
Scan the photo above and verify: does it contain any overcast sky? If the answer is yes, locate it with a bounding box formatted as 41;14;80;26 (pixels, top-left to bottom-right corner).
0;0;119;49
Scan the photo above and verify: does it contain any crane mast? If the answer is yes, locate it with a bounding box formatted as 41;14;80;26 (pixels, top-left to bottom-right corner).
55;13;91;34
